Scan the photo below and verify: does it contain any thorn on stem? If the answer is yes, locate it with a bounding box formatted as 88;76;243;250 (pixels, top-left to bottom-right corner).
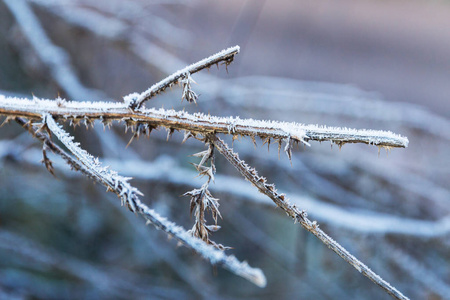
41;144;56;177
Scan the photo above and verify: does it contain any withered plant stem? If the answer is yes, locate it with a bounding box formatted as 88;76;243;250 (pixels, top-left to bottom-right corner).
212;136;409;300
130;46;240;109
0;97;408;149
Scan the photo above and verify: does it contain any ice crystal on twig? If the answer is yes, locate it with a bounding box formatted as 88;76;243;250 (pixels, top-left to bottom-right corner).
0;95;409;149
125;46;240;109
0;42;413;297
212;136;408;300
127;123;153;148
30;115;265;287
181;72;198;104
42;112;142;212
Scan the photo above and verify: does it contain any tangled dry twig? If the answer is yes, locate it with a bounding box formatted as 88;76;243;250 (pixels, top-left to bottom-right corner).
0;45;410;299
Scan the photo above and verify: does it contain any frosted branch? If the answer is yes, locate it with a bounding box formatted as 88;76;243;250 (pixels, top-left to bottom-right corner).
0;135;213;296
0;96;409;149
3;0;137;160
213;76;450;141
16;116;266;288
212;137;408;300
126;46;240;109
24;0;441;142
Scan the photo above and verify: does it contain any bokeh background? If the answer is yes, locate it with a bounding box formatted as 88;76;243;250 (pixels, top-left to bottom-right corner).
1;0;449;299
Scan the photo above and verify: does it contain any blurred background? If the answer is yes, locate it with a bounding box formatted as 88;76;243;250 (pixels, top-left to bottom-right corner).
0;0;449;299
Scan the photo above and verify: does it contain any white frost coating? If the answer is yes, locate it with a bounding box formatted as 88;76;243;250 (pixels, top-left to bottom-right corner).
139;205;267;288
123;93;140;107
127;45;240;107
0;95;409;148
42;114;266;287
212;76;450;141
0;95;126;111
43;113;141;211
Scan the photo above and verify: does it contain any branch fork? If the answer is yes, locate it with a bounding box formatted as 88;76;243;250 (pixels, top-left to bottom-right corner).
0;44;410;298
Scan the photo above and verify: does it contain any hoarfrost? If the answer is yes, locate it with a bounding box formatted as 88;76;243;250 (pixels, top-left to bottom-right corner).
0;95;409;148
41;114;265;287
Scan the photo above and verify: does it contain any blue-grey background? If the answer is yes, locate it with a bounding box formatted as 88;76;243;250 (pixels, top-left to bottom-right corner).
0;1;449;299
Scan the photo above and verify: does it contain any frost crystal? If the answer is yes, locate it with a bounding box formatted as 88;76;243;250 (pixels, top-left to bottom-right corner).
0;95;409;149
39;113;265;287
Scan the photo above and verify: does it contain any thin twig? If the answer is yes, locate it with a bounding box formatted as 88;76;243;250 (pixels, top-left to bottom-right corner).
0;139;214;297
185;142;229;249
212;76;450;141
0;96;409;149
15;116;266;288
126;46;240;109
3;0;138;160
30;0;443;142
212;136;408;300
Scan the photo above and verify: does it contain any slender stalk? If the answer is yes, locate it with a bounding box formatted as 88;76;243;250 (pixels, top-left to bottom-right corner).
0;96;409;148
127;46;240;109
15;116;266;288
212;136;408;300
2;0;139;161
